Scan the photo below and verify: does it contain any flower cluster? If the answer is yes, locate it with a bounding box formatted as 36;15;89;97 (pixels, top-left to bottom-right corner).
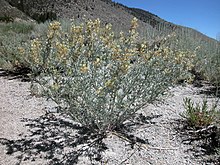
17;47;25;54
55;42;68;61
27;18;195;132
47;21;61;39
30;39;41;64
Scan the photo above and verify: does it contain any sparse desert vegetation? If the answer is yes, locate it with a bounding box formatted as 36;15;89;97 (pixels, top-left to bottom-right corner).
0;0;219;164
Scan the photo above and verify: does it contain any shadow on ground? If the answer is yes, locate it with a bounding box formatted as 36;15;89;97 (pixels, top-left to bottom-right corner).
173;119;220;165
193;80;220;98
0;67;31;81
0;113;107;164
199;86;220;98
0;113;152;164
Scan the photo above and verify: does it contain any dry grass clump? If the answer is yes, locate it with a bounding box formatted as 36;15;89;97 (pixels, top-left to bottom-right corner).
181;97;219;128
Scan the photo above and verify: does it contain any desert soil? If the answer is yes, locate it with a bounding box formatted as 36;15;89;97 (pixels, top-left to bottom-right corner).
0;74;218;165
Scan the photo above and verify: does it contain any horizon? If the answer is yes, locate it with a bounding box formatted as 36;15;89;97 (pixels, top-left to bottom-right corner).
113;0;220;40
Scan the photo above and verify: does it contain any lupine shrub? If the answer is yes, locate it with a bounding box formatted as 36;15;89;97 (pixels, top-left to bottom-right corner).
201;42;220;86
0;21;34;71
166;28;220;86
0;34;30;71
22;18;195;133
0;21;34;34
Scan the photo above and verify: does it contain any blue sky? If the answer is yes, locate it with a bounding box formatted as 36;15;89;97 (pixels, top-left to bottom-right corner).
113;0;220;39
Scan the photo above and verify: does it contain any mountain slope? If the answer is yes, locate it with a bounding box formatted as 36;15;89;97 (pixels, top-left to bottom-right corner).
0;0;33;21
4;0;157;36
2;0;217;43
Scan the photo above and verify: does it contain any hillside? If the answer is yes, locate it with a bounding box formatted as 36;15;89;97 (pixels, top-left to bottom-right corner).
2;0;156;35
1;0;216;43
1;0;219;57
0;0;32;21
0;1;219;164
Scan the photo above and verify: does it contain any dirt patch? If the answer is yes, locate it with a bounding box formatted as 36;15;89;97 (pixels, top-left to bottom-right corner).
0;76;219;164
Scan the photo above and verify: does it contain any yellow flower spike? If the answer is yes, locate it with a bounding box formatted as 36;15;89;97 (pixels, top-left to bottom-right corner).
93;18;101;32
57;43;68;59
47;31;55;39
186;77;194;84
18;47;25;54
119;31;124;36
164;68;171;74
94;58;101;66
120;63;130;73
140;43;147;51
77;35;84;45
30;39;41;63
143;53;150;61
119;31;125;39
52;83;60;91
96;87;103;95
47;21;62;40
80;64;88;73
131;17;138;30
105;24;112;31
49;21;61;31
94;18;101;26
71;25;83;34
105;79;114;89
155;50;161;56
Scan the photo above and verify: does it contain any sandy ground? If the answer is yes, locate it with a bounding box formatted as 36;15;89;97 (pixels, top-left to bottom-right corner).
0;75;219;165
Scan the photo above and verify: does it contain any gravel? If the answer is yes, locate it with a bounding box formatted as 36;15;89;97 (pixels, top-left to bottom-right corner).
0;76;218;165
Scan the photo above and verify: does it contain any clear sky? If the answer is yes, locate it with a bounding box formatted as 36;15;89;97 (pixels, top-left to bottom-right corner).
113;0;220;39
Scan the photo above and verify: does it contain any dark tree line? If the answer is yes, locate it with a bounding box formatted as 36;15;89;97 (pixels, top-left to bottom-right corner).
6;0;57;22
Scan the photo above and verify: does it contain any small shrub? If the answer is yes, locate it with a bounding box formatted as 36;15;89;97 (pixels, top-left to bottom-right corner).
0;20;72;72
181;97;219;128
0;15;14;23
0;35;28;71
202;43;220;86
22;18;193;133
0;22;34;34
32;11;57;23
0;21;35;72
180;98;220;164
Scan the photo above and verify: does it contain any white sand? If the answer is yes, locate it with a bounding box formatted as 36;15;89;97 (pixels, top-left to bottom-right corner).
0;76;218;165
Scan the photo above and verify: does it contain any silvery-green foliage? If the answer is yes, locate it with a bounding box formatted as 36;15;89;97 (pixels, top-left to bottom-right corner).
36;51;178;132
31;19;187;133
